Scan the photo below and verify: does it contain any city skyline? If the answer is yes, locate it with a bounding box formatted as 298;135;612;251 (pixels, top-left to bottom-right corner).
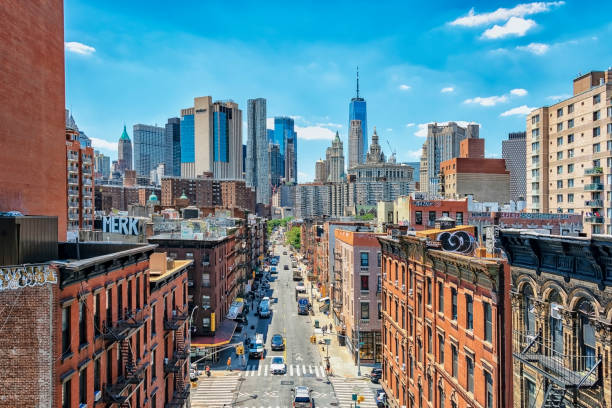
65;1;612;182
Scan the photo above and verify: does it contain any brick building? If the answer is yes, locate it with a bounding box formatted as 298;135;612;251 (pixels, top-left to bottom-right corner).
66;126;95;234
0;215;192;408
500;231;611;408
0;0;67;239
95;185;161;213
468;211;583;241
378;225;512;408
161;177;255;212
334;229;384;363
391;195;469;230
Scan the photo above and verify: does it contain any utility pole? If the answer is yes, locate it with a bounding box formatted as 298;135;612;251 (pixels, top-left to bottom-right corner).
188;305;199;371
356;319;361;377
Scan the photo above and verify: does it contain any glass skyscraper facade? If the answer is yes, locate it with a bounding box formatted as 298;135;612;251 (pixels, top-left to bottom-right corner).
180;113;195;163
246;98;270;204
349;69;367;163
165;117;181;176
133;124;165;177
213;111;229;162
273;116;297;183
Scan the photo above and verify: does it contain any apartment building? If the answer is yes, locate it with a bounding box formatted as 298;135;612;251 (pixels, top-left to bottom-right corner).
500;230;611;408
378;225;512;408
526;70;612;234
66;126;95;234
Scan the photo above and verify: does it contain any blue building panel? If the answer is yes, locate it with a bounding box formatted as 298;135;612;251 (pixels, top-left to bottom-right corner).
180;114;195;163
349;98;367;162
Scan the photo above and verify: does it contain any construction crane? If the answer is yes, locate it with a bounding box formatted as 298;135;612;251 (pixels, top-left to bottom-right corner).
386;140;397;162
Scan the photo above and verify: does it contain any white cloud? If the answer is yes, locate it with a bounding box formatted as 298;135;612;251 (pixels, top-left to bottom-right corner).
415;124;429;137
464;95;508;107
547;94;571;101
398;84;411;91
500;105;536;117
482;17;536;39
441;87;455;93
415;121;480;138
450;2;565;27
516;42;549;55
405;123;415;128
65;41;96;56
298;172;312;183
90;137;116;151
316;122;342;128
386;128;393;132
405;149;423;160
295;125;336;141
510;88;528;96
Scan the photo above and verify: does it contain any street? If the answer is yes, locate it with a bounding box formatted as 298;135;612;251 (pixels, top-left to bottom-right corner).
191;235;380;408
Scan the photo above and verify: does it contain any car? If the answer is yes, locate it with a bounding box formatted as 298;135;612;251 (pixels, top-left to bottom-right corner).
284;265;289;270
270;356;287;374
271;334;285;350
375;389;386;408
370;368;382;383
296;282;306;293
292;386;313;408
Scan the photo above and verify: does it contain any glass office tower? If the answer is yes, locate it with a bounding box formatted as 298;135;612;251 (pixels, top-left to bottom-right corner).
349;68;367;163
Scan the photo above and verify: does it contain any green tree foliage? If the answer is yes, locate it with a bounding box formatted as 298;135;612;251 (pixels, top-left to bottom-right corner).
266;216;293;234
356;213;375;221
286;226;301;249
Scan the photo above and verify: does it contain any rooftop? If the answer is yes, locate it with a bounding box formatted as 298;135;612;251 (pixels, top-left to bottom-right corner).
149;255;192;283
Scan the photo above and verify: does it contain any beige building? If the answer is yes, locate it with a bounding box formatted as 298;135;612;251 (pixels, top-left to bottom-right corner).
526;70;612;234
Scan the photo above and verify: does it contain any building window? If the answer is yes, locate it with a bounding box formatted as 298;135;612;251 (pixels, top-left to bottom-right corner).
594;127;601;137
531;141;539;151
415;211;422;225
79;301;87;346
594;93;601;104
427;326;432;354
360;302;370;320
136;276;141;309
451;288;457;320
426;278;432;306
438;335;444;364
466;294;473;330
62;306;71;355
451;345;458;378
79;368;87;405
557;137;563;146
127;279;132;312
556;107;563;117
578;300;597;369
523;286;536;333
593;143;601;153
439;385;445;408
62;379;71;408
531;128;539;138
568;148;574;158
556;180;563;188
94;357;101;393
568;103;574;113
418;339;423;363
557;122;563;132
556;151;563;160
456;212;463;225
568;178;574;187
438;281;444;313
151;304;156;338
557;194;563;203
568;119;574;128
532;114;540;124
568;163;574;173
106;288;112;326
428;374;433;402
417;293;422;318
94;293;101;338
484;302;492;342
428;211;436;227
466;356;474;393
568;193;574;203
360;252;369;267
526;378;536;408
377;252;381;267
360;275;369;291
485;371;494;408
557;165;563;174
567;133;574;143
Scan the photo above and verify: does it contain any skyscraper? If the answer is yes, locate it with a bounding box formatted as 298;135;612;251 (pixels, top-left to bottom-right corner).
246;98;270;204
94;151;111;179
165;117;181;177
180;107;195;178
285;137;296;183
349;68;367;163
186;96;243;180
273;116;298;182
326;131;345;182
133;124;165;177
348;119;363;169
117;125;133;174
269;142;282;187
502;131;526;202
419;122;479;194
314;159;327;183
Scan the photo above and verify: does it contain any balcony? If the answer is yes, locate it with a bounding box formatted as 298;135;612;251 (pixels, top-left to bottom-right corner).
164;309;189;331
164;356;181;374
512;330;601;407
68;188;79;197
83;200;92;208
103;309;146;343
584;199;604;207
585;216;605;224
68;178;79;185
164;384;190;408
83;178;92;186
67;152;78;161
68;166;79;174
584;183;604;191
585;167;603;175
68;201;79;208
68;212;79;221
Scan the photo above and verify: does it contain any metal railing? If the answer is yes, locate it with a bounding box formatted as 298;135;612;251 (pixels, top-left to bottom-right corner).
585;216;605;224
164;309;189;331
584;183;604;191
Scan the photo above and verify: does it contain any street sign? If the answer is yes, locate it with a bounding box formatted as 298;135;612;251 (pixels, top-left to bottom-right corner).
352;393;357;401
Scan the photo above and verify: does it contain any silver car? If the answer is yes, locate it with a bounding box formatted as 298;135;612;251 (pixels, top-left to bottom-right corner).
292;386;313;408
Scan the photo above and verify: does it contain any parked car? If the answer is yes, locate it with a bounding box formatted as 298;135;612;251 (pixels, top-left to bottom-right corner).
296;282;306;293
270;356;287;374
370;368;382;383
284;265;289;270
292;386;313;408
375;389;386;407
271;333;285;350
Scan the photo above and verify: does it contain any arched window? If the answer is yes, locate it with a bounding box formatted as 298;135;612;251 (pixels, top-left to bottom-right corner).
577;299;596;369
401;265;406;286
548;290;564;357
522;285;535;333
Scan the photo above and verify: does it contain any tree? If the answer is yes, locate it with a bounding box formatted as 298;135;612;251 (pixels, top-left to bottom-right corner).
286;226;301;249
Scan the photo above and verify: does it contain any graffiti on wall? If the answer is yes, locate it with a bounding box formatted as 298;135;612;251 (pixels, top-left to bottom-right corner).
436;230;476;254
0;264;58;291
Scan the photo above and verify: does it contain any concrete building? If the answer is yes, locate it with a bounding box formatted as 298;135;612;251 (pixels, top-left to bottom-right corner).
118;125;133;174
348;119;363;170
295;183;330;219
180;107;195;178
326;131;345;183
347;128;415;206
246;98;270;204
526;70;612;235
502;131;527;202
378;225;512;408
66;125;95;235
419;122;479;194
133;124;165;177
94;151;111;180
0;0;67;240
165;117;181;177
439;138;510;203
333;229;383;363
500;231;611;408
314;159;328;183
285;137;297;183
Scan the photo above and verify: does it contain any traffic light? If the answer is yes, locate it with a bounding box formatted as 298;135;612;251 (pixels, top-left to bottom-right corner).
357;395;364;403
236;345;244;355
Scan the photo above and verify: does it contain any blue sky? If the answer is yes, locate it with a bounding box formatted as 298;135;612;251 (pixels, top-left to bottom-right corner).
65;0;612;182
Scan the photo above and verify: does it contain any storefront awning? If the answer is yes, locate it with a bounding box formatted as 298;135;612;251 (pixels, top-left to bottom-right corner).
191;320;238;348
226;299;244;320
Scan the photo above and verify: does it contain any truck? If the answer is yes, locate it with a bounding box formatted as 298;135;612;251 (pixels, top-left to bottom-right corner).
293;269;302;281
258;297;271;318
249;333;265;359
297;296;310;315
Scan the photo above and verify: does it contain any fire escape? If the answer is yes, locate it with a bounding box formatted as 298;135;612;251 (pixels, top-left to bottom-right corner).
513;330;602;407
332;250;343;323
164;326;191;408
103;309;147;406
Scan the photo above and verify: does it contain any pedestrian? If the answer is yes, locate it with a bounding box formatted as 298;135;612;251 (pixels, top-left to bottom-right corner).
322;326;326;335
226;357;232;371
329;323;333;333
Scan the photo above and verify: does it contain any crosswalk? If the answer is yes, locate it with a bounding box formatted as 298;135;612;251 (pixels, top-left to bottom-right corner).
241;363;327;377
191;375;240;408
330;378;378;408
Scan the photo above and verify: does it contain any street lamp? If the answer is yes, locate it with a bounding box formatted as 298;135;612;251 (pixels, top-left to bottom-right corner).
188;305;199;370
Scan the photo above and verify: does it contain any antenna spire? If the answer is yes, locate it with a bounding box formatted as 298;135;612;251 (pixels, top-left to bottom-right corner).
356;66;360;98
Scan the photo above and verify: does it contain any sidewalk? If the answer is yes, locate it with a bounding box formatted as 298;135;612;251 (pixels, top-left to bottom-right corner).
305;280;366;379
